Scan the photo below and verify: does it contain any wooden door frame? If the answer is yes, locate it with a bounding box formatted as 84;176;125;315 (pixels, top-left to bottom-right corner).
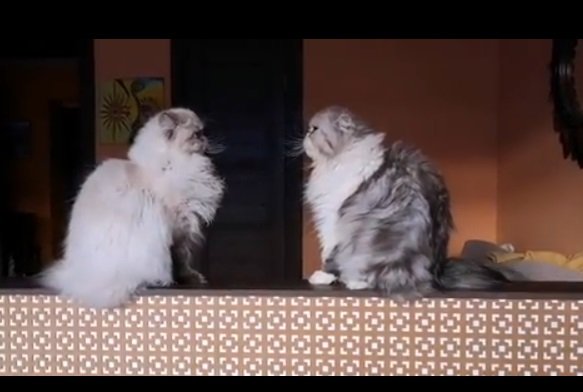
78;39;96;174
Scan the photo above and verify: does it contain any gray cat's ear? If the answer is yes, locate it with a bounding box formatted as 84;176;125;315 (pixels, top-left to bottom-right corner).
336;109;356;133
159;111;180;129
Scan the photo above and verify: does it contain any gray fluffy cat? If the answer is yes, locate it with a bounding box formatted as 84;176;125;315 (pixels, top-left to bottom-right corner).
304;106;518;298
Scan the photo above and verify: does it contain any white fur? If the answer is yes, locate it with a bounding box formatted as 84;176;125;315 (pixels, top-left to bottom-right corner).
41;109;224;308
305;133;385;285
344;280;369;290
308;270;337;285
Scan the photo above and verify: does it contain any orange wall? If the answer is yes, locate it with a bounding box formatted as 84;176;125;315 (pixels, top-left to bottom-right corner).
94;39;582;276
498;39;583;254
94;39;171;162
1;61;79;263
303;39;500;275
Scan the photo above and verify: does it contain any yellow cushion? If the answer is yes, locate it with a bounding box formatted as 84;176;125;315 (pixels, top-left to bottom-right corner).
490;250;583;272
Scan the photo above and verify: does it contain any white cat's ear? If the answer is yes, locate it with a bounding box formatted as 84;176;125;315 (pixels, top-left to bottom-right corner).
159;111;180;129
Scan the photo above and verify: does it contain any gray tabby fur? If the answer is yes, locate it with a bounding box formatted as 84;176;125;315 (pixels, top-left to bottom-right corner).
303;106;519;298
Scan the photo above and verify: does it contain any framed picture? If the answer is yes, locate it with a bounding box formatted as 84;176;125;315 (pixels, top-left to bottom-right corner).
97;77;165;144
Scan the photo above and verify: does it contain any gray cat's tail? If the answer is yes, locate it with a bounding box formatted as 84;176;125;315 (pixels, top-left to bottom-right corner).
434;258;523;290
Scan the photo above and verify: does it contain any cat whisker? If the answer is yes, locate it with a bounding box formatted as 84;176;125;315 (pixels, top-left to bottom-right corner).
205;137;227;155
285;137;306;158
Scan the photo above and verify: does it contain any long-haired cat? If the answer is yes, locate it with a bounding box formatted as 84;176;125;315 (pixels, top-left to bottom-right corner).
304;106;519;298
40;108;225;308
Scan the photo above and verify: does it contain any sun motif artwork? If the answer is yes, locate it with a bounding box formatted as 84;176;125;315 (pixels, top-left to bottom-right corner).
97;77;165;144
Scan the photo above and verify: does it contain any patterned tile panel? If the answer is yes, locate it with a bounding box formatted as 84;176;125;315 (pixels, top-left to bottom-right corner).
0;295;581;375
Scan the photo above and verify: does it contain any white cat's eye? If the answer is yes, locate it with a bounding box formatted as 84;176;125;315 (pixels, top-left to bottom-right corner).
308;125;318;135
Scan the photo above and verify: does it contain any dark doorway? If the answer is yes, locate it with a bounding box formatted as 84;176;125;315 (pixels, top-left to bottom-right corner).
0;39;94;277
172;39;303;285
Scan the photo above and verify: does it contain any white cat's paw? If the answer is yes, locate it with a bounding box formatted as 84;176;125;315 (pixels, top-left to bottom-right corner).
309;270;337;286
344;280;369;290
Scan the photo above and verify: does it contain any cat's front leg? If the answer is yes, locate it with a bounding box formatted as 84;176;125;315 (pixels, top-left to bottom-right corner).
308;270;338;285
171;234;207;286
339;266;373;290
333;249;374;291
308;247;340;286
343;280;370;290
168;199;213;285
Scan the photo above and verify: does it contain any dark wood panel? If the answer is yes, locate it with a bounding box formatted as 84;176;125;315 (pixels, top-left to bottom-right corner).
172;39;303;284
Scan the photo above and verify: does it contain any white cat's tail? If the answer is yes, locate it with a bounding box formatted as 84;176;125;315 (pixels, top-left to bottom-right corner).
39;259;140;309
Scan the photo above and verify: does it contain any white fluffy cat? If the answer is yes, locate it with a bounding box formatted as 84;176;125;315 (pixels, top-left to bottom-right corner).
40;108;225;308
